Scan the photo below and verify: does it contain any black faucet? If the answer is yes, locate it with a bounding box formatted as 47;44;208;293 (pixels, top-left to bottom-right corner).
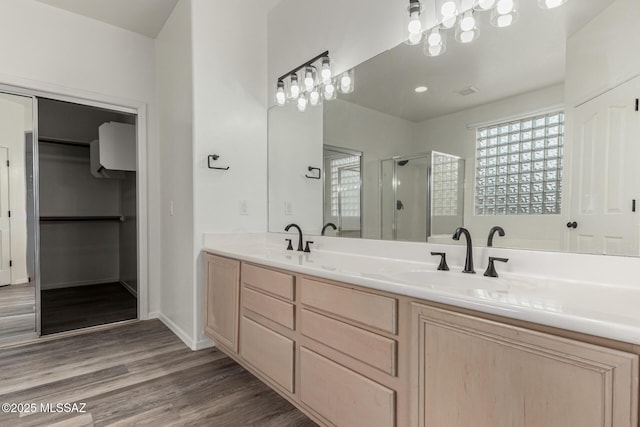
284;223;304;252
452;227;475;274
487;226;505;247
321;222;337;236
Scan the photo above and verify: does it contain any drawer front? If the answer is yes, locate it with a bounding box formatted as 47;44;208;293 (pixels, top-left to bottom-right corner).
240;317;294;393
301;278;397;334
242;285;295;330
300;347;395;427
242;263;294;301
301;309;396;376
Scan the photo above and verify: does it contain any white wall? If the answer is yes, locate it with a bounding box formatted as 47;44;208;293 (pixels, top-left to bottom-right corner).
323;99;415;239
269;103;323;234
191;0;269;348
413;84;566;250
0;0;160;315
0;94;31;284
155;0;194;345
565;0;640;107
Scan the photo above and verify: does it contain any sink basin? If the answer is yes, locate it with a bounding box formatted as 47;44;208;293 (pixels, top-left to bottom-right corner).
377;270;510;291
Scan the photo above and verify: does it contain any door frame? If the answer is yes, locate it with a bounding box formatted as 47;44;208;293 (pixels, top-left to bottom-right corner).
0;82;150;336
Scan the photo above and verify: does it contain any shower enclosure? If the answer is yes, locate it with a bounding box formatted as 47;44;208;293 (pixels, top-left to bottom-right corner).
381;152;465;242
323;145;363;238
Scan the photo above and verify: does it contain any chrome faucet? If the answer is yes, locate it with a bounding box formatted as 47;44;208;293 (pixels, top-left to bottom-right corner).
284;223;304;252
321;222;337;236
487;226;505;247
452;227;475;274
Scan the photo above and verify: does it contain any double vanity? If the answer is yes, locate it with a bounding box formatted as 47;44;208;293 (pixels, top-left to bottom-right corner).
203;233;640;427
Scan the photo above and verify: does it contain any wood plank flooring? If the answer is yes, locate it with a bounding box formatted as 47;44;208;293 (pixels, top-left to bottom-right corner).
0;320;317;426
41;283;137;335
0;283;36;339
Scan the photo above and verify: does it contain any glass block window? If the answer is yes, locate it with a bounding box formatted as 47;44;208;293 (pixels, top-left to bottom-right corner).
432;153;459;217
475;111;564;215
330;156;361;217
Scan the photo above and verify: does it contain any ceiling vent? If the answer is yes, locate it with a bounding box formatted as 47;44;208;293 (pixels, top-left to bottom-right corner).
458;86;479;96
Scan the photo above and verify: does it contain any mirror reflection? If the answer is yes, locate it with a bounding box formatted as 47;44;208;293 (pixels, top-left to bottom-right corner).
0;92;36;341
269;0;640;256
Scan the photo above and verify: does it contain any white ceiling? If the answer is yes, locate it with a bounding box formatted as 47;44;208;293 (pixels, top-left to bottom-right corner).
35;0;179;38
341;0;615;123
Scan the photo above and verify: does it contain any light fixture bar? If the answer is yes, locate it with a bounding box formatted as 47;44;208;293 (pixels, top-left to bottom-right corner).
277;50;330;82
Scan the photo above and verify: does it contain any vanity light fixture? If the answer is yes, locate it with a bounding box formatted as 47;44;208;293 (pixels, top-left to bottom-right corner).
404;0;425;45
276;80;287;106
274;51;355;112
404;0;566;56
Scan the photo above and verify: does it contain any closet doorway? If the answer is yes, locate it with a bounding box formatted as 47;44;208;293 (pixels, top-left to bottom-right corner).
38;98;138;335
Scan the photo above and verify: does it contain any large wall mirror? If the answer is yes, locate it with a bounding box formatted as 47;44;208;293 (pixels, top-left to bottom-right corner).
0;91;37;342
269;0;640;256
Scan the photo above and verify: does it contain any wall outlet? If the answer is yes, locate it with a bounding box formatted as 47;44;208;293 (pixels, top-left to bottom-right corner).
239;200;248;216
284;201;293;216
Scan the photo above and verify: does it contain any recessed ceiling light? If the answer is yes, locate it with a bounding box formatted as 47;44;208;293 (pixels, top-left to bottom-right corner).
415;86;428;93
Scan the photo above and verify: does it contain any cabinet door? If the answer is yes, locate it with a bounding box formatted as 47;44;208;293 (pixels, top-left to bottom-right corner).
204;253;240;353
411;303;638;427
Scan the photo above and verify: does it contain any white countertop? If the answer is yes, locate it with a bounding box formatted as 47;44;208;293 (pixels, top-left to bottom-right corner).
203;233;640;345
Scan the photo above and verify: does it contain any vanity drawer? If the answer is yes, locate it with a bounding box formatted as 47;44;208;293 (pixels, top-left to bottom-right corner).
300;347;395;427
301;278;397;334
240;316;294;393
241;263;294;301
242;285;295;330
301;309;397;376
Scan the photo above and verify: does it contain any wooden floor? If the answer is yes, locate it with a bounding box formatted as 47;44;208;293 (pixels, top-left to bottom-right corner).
41;283;137;335
0;283;36;340
0;320;316;426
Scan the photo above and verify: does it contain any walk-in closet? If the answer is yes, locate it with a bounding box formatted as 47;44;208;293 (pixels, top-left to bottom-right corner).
38;98;138;335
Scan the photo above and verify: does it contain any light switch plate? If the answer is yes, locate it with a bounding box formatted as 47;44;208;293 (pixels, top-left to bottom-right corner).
284;201;293;216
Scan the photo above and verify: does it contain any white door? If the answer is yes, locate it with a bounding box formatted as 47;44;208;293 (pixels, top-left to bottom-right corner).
0;147;11;284
568;77;640;255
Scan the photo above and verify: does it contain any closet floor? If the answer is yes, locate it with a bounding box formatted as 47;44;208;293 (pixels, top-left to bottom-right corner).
41;283;136;335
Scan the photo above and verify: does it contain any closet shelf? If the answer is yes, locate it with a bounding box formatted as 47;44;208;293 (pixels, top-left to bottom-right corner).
39;137;90;148
39;216;124;222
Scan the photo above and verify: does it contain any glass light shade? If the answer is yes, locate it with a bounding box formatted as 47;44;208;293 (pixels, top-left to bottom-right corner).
320;57;332;84
438;0;459;18
441;14;457;29
297;93;308;112
424;28;447;57
455;25;480;43
459;11;476;32
309;89;322;106
474;0;496;11
537;0;567;9
338;69;355;94
496;0;515;15
289;74;300;99
403;0;425;45
490;8;519;27
303;66;317;93
275;80;287;106
323;82;337;100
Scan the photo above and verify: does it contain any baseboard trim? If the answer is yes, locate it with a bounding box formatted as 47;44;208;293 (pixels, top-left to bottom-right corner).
156;312;194;350
41;278;120;290
194;336;215;351
119;281;138;297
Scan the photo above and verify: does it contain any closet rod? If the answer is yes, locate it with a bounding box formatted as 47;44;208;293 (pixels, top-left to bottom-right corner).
38;137;90;148
39;216;124;222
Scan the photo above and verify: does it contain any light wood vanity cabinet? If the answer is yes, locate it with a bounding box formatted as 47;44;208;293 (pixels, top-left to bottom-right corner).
411;303;639;427
204;253;639;427
204;253;240;353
